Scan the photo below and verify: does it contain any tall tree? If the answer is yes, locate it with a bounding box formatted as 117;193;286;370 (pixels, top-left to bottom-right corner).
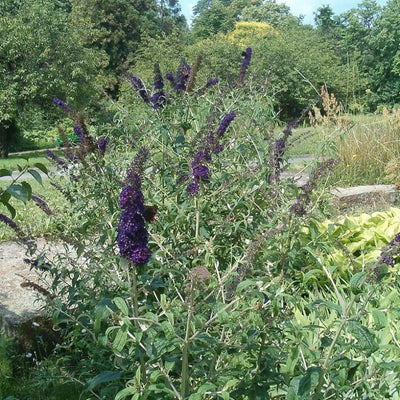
71;0;187;93
0;0;103;157
240;0;301;27
367;0;400;106
191;0;236;39
314;4;341;37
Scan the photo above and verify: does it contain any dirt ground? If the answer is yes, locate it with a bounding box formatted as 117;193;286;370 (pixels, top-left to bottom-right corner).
0;239;51;332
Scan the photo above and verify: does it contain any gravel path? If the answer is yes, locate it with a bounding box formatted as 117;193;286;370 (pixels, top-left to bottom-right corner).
0;239;54;332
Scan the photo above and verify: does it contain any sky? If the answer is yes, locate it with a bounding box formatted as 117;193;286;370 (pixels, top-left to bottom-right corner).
180;0;389;26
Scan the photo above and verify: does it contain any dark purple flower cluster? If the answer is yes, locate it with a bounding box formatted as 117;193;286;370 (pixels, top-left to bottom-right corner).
129;75;150;104
73;124;85;142
270;118;300;182
206;78;219;88
46;149;68;169
97;137;107;156
151;63;167;109
117;148;151;265
31;194;54;216
128;64;166;109
237;47;252;84
379;231;400;267
0;213;24;238
167;58;191;91
53;97;73;114
52;98;106;160
186;112;237;195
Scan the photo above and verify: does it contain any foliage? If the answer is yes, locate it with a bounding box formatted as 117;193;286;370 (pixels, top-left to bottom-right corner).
0;0;104;156
70;0;187;93
3;40;400;400
0;50;341;399
191;0;236;40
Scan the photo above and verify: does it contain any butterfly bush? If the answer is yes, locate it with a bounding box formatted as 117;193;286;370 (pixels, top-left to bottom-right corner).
183;48;253;195
0;213;24;238
187;111;237;195
31;194;54;216
116;148;151;265
128;57;218;108
378;232;400;267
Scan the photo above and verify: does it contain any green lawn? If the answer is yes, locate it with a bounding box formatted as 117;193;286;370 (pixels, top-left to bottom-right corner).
0;151;56;171
0;178;64;241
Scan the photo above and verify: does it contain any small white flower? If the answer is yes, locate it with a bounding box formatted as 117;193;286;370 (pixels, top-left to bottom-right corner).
81;328;87;334
32;321;40;327
26;352;33;358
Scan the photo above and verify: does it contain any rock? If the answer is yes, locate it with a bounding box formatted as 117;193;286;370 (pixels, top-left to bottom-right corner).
331;185;400;211
0;239;51;334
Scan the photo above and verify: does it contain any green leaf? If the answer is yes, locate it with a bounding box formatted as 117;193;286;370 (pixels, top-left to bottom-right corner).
34;162;48;175
85;370;122;391
4;202;16;219
21;181;32;199
115;386;138;400
220;392;230;400
28;168;43;185
298;367;321;396
303;269;324;284
236;279;254;293
372;309;388;330
113;297;129;316
0;168;11;177
188;394;202;400
7;183;30;203
112;327;128;352
348;321;377;354
283;345;300;375
350;272;367;292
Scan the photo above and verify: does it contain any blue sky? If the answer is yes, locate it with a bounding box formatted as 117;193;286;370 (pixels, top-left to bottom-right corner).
180;0;388;25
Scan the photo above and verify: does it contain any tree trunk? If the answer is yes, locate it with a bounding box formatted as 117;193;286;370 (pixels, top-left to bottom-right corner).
0;119;18;158
0;121;9;158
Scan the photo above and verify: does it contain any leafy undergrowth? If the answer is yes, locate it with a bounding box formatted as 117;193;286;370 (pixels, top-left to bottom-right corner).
2;51;400;400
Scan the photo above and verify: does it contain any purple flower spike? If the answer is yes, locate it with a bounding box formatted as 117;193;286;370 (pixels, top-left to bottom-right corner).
206;78;219;87
153;63;164;90
31;195;54;216
119;186;145;213
150;92;166;109
73;124;85;142
193;165;210;183
216;112;236;137
174;58;191;91
213;144;223;154
187;182;200;195
117;148;151;266
97;137;107;156
191;150;211;169
0;213;19;231
129;74;150;103
238;47;252;83
129;246;151;265
53;97;73;114
0;213;25;238
381;254;395;266
46;149;68;169
389;232;400;246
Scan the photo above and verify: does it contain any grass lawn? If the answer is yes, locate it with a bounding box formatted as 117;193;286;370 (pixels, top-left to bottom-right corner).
0;178;64;241
0;151;56;171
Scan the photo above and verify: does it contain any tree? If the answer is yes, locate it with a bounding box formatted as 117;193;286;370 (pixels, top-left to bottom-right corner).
191;0;236;39
240;0;301;27
367;0;400;107
70;0;187;94
0;0;104;157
